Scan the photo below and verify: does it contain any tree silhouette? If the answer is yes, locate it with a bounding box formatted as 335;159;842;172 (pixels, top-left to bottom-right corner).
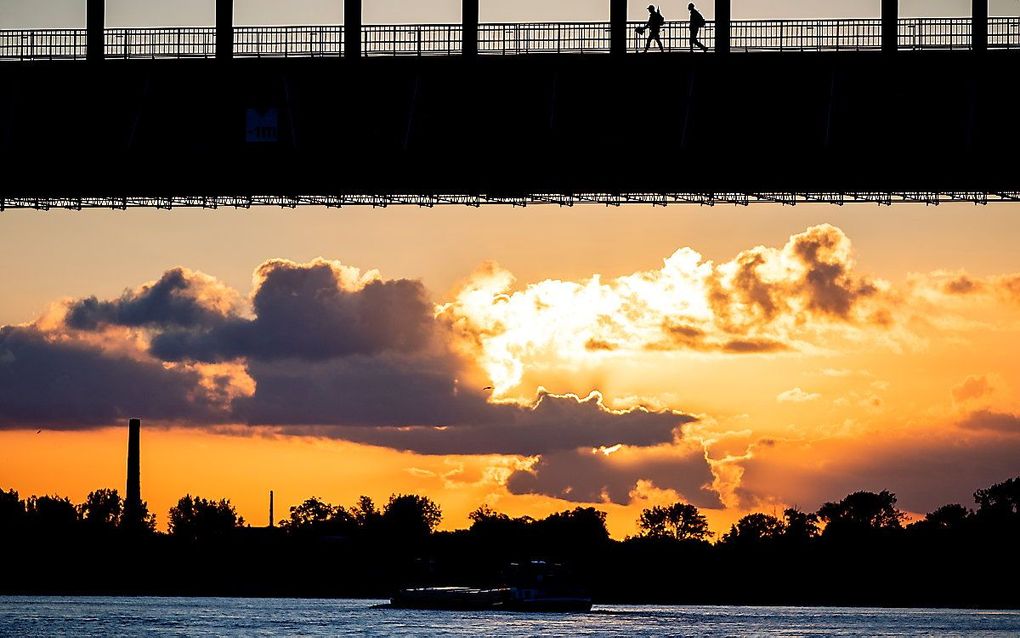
26;495;77;535
974;477;1020;519
383;494;442;539
283;496;356;536
783;507;820;542
721;513;785;545
914;503;971;532
351;496;382;530
77;489;122;531
168;495;244;542
638;503;712;541
817;490;904;538
0;489;25;535
537;507;611;547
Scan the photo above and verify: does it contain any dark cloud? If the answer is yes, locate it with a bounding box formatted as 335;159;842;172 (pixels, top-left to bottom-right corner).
959;410;1020;434
789;225;877;319
735;431;1020;515
65;268;231;331
241;377;691;456
651;321;789;354
0;326;221;429
942;274;983;295
151;260;435;363
722;339;789;354
506;446;721;508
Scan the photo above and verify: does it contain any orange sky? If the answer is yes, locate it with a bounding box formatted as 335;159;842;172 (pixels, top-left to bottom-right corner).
1;204;1019;537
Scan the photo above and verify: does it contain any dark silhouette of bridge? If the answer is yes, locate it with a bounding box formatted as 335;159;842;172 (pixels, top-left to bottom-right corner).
1;0;1018;209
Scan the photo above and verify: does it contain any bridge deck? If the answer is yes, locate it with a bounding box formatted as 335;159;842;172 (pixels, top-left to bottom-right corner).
1;49;1019;208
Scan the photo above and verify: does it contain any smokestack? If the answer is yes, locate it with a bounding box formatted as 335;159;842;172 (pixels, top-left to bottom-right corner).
269;490;275;528
124;418;142;529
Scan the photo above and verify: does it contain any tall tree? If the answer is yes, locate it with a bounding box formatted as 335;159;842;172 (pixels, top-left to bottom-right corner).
77;489;122;531
638;503;712;542
817;490;904;538
168;495;244;542
383;494;442;538
721;513;785;545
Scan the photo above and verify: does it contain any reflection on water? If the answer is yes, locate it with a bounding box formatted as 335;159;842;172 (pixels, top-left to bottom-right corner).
2;597;1019;637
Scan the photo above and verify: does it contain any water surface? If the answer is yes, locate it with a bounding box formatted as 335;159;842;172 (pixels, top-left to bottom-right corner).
2;597;1018;637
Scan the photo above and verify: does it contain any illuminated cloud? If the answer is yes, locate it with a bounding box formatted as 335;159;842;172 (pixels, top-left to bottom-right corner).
776;387;822;403
441;224;885;394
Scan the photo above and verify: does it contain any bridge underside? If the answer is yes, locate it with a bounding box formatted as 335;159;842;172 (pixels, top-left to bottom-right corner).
1;51;1019;206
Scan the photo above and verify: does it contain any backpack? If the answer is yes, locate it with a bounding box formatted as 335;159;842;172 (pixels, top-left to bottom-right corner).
652;9;666;28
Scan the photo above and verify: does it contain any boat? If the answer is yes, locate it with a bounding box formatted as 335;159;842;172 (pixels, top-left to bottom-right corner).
389;561;593;613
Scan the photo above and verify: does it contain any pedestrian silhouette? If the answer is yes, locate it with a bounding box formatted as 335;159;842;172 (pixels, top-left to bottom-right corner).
638;5;666;53
689;3;709;52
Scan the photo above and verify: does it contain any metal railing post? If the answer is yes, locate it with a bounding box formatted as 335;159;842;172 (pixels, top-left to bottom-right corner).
972;0;988;52
345;0;362;58
216;0;233;60
611;0;627;56
463;0;479;56
882;0;898;53
87;0;104;62
715;0;730;53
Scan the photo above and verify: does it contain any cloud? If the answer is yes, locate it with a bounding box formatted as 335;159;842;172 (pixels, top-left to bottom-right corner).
777;387;821;403
443;224;885;393
3;259;694;459
0;326;222;428
149;259;435;363
506;443;721;508
952;375;993;403
958;410;1020;434
735;429;1020;515
65;268;240;331
312;391;694;456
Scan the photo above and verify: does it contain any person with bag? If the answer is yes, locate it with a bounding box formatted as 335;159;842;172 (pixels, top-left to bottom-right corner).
689;3;709;52
638;5;666;52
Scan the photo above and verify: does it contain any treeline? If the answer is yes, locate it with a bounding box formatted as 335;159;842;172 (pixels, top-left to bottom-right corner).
0;478;1017;608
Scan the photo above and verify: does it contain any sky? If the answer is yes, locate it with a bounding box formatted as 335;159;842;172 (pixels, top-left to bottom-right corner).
2;1;1020;538
2;0;1019;28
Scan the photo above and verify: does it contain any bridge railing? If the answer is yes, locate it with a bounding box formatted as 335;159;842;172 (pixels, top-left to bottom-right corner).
990;17;1020;49
2;18;1020;61
104;27;216;59
235;25;344;58
363;24;462;56
0;29;87;61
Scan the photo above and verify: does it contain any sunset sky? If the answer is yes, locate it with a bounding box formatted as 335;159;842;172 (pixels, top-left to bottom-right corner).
2;1;1020;538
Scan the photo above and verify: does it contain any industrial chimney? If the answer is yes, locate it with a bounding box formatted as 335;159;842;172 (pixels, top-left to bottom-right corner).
269;490;275;528
124;418;142;530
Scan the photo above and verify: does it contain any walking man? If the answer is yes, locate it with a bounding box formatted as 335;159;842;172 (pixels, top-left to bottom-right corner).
641;5;666;52
689;3;708;52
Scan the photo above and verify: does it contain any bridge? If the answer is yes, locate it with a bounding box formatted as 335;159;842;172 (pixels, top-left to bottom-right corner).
1;0;1019;209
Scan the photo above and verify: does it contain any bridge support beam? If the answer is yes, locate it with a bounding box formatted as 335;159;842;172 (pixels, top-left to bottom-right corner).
345;0;362;59
882;0;898;53
87;0;104;63
714;0;730;54
972;0;988;52
611;0;627;57
463;0;479;56
216;0;233;61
